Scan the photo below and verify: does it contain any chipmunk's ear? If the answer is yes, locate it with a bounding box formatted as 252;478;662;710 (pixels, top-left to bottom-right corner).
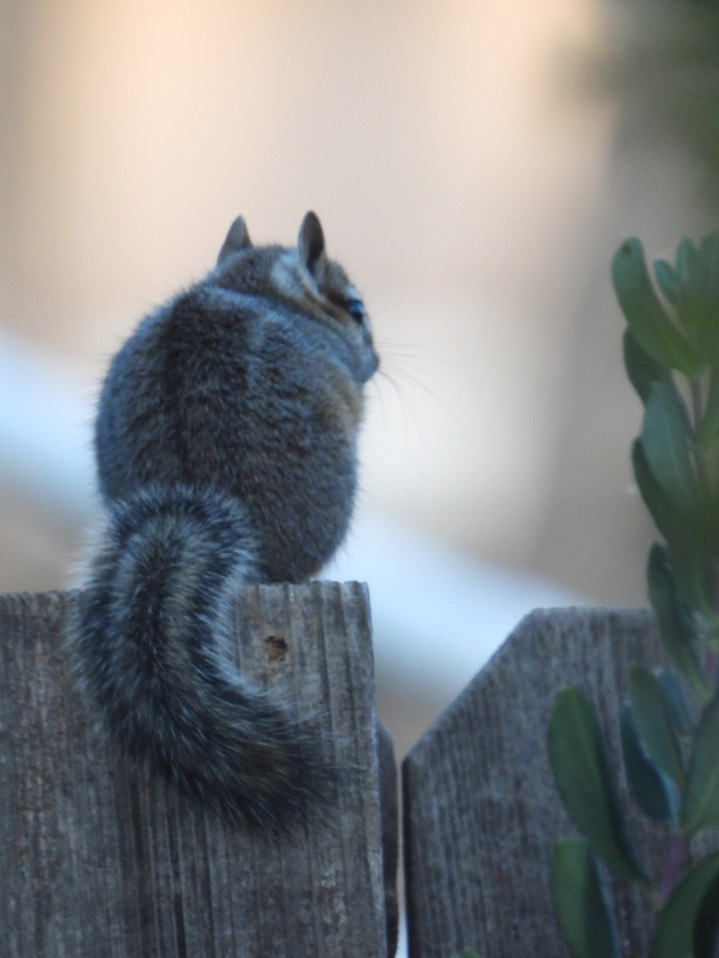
298;211;325;274
217;216;252;264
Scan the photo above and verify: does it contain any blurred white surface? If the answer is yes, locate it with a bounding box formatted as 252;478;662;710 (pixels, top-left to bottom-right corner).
0;329;96;517
327;507;583;699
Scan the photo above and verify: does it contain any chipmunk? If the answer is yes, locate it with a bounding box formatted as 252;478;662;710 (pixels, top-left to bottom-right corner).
70;211;378;830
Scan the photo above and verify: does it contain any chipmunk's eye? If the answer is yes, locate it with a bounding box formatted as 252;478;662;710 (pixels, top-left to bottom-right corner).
345;297;365;324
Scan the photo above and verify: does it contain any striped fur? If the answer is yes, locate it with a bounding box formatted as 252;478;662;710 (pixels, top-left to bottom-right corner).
70;213;377;830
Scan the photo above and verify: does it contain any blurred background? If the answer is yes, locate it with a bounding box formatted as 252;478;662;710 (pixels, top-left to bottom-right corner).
2;0;719;769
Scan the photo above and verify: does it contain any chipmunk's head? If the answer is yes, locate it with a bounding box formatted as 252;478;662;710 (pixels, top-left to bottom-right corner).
213;211;379;385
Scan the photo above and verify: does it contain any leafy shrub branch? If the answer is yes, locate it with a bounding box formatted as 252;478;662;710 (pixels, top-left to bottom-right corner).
549;233;719;958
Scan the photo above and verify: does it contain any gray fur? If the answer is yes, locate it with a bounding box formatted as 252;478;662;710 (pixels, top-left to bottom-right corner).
71;213;378;830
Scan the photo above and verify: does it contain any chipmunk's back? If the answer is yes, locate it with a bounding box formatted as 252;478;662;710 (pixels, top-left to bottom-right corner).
71;213;378;829
95;211;378;581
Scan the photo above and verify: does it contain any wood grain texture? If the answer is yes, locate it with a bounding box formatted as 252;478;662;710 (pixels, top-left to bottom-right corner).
403;607;668;958
378;721;399;957
0;582;391;958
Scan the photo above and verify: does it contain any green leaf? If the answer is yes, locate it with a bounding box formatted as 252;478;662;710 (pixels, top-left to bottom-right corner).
696;232;719;360
629;667;685;787
642;380;697;513
648;544;704;690
612;238;699;376
674;237;706;346
623;329;670;404
654;258;680;309
548;687;648;885
633;442;719;597
682;690;719;834
694;870;719;958
632;439;686;544
650;851;719;958
668;233;719;364
551;838;620;958
696;371;719;451
676;237;700;285
668;529;719;617
621;701;680;824
655;669;693;736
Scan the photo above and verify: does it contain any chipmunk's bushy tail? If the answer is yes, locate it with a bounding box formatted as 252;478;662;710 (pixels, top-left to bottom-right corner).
70;483;330;831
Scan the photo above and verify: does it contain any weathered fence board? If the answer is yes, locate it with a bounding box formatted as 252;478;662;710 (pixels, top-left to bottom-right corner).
403;607;668;958
0;583;393;958
5;588;687;957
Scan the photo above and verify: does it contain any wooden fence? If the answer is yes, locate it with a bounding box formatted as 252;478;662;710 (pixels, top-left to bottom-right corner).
0;584;668;956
